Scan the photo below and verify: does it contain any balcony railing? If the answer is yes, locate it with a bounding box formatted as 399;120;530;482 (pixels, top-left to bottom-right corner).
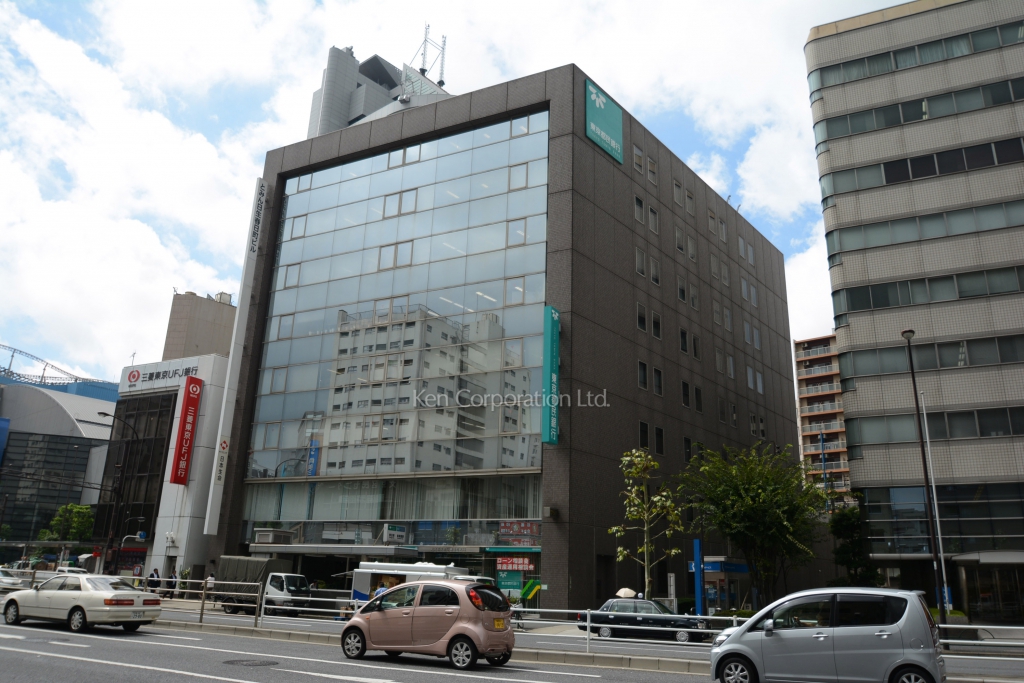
806;460;849;472
795;346;836;360
797;365;839;377
816;478;852;491
802;421;844;433
802;440;847;453
799;383;841;396
800;401;842;414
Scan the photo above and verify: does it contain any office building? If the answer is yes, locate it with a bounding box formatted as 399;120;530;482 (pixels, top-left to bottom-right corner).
806;0;1024;621
162;291;236;361
200;64;796;609
794;334;852;500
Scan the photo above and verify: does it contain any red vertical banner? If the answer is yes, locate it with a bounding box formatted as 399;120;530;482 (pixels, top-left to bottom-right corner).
169;376;203;485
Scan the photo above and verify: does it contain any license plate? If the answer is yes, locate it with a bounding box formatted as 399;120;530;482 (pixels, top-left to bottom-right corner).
131;611;143;620
494;618;505;629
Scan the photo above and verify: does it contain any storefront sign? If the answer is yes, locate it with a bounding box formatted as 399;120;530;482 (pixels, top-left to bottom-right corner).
497;570;522;592
497;557;536;571
585;79;623;164
306;439;320;476
542;306;560;445
499;521;540;536
386;524;407;543
169;376;203;485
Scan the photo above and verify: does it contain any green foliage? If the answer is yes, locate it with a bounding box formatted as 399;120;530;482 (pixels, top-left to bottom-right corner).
677;442;829;605
40;504;95;542
0;524;11;540
609;449;685;597
827;505;884;587
444;525;461;545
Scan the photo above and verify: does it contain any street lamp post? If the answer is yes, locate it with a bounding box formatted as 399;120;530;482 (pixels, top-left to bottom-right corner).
98;411;140;575
921;393;952;616
902;329;947;625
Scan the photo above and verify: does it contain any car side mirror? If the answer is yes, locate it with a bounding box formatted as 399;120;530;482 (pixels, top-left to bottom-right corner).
764;619;774;636
33;585;39;591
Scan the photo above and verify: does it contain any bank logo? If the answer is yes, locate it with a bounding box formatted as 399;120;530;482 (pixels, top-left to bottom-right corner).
189;383;201;396
127;370;140;383
589;84;606;109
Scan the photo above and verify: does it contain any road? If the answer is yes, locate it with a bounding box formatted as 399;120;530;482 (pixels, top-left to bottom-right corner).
0;620;705;683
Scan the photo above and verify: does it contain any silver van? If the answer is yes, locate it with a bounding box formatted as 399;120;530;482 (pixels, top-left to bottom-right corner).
711;588;944;683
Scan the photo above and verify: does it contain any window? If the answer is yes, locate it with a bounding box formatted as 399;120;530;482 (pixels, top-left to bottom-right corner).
711;253;720;279
835;595;908;627
649;207;659;234
638;361;648;390
654;426;664;454
719;219;727;242
652;312;662;339
747;366;755;389
744;321;752;344
694;387;703;413
684;436;692;461
633;145;643;173
637;303;647;332
635;247;646;276
738;235;745;258
742;278;749;300
635;196;645;223
677;276;686;302
724;308;732;331
716;348;725;373
648;158;658;184
685;191;695;215
748;243;755;265
754;328;761;350
708;210;716;236
751;285;758;307
714;300;722;325
693;336;701;359
727;355;735;378
421;585;461;607
687;236;697;261
681;381;691;407
719;398;728;423
639;420;649;449
722;263;730;286
770;597;833;630
675;226;686;253
730;403;738;427
690;281;699;310
750;414;757;436
650;258;661;285
673;182;683;205
757;371;764;394
653;368;663;395
679;328;689;353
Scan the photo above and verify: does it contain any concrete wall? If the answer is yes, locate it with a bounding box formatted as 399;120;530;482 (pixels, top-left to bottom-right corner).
162;292;236;361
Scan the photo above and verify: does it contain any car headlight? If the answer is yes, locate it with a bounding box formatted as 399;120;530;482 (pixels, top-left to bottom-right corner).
713;634;729;647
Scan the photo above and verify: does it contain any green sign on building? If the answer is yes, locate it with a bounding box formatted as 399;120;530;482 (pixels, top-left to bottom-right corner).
542;306;560;444
497;570;522;592
585;79;623;164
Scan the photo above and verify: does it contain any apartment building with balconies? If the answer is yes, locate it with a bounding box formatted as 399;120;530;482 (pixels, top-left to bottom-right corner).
795;334;852;498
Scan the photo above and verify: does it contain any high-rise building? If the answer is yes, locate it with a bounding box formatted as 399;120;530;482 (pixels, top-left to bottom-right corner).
162;291;236;361
307;47;449;139
199;64;797;609
793;334;852;501
806;0;1024;620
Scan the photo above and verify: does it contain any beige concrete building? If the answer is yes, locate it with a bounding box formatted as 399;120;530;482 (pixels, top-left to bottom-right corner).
794;334;851;498
162;291;236;361
806;0;1024;621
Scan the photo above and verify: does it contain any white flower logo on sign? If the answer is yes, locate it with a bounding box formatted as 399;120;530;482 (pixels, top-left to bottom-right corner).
589;85;606;109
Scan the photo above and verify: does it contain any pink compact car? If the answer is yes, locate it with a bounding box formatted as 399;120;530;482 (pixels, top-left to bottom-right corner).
341;580;514;669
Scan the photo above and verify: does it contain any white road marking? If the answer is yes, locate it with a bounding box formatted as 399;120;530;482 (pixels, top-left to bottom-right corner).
532;640;706;655
0;645;259;682
50;641;89;647
278;669;396;683
0;633;26;639
147;633;203;640
502;668;600;678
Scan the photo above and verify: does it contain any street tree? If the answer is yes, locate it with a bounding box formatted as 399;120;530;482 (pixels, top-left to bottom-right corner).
828;504;884;587
38;504;94;542
677;442;829;606
0;524;11;540
609;449;686;597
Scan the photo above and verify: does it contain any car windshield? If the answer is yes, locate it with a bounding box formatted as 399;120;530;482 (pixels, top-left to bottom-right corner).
0;569;13;578
86;577;137;592
651;600;675;615
285;575;309;592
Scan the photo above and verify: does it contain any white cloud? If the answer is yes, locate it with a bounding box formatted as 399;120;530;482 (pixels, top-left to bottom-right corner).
686;151;730;197
784;220;834;343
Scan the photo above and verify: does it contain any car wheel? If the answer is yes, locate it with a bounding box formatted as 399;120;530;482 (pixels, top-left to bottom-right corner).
342;629;366;659
384;651;402;659
67;607;89;633
675;629;690;643
891;666;934;683
448;636;478;670
598;626;612;638
486;653;511;666
720;656;757;683
223;599;238;615
123;622;142;632
3;601;20;625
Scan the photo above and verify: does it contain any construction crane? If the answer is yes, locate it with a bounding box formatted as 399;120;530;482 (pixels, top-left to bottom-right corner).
0;344;102;386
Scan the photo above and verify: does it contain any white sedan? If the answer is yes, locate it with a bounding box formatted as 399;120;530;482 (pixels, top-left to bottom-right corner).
3;574;162;632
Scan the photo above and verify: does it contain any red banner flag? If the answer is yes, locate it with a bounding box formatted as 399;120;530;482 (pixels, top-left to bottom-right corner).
169;376;203;485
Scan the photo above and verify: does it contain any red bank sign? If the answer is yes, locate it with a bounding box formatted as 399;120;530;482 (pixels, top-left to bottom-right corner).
170;376;203;485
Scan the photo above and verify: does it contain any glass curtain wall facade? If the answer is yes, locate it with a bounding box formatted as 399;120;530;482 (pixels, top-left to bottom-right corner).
244;112;550;549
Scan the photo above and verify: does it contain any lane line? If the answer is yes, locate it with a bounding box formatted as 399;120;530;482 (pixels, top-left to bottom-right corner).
0;644;259;683
0;633;26;639
50;641;89;648
502;668;600;678
532;640;707;655
278;670;396;683
147;633;204;641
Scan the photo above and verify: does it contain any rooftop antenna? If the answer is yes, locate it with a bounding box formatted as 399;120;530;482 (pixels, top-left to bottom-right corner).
726;194;732;204
409;25;448;88
130;351;136;366
438;36;446;87
420;23;429;75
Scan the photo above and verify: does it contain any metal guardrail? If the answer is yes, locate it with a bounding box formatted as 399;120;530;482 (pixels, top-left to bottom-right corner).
938;623;1024;661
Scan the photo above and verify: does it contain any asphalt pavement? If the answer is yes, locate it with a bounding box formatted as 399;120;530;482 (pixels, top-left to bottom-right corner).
0;620;706;683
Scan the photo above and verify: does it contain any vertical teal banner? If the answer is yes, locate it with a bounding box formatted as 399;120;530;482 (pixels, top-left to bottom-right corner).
585;79;623;164
542;306;560;445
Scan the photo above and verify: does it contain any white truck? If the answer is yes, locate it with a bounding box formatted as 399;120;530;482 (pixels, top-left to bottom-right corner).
350;561;494;601
217;556;311;616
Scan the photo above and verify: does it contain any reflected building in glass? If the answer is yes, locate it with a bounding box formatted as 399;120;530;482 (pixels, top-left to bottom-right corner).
209;66;796;609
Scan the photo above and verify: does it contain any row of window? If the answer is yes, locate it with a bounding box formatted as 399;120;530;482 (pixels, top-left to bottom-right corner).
831;265;1024;321
846;405;1024;446
640;298;762;351
820;136;1024;207
284;113;549;197
839;334;1024;379
825;198;1024;258
807;20;1024;100
814;77;1024;149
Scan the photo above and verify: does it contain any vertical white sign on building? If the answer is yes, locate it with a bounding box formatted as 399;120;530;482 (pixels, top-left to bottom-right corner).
204;178;267;535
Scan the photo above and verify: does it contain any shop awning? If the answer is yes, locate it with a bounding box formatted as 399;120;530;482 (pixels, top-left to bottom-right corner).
951;551;1024;565
249;543;418;558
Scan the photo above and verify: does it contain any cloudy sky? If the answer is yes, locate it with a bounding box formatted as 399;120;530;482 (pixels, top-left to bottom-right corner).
0;0;896;381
